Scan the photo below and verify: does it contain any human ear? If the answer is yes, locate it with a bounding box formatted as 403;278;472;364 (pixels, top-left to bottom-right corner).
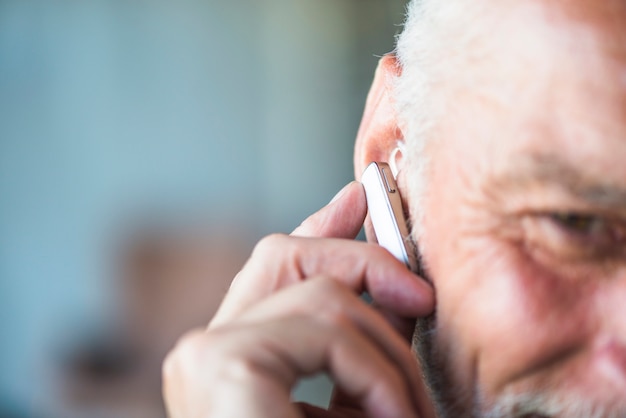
354;54;405;181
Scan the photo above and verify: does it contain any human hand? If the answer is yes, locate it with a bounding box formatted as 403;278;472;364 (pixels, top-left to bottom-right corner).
162;182;436;418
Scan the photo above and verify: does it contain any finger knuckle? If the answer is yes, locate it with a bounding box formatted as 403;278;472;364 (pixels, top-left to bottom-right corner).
304;277;359;323
310;275;343;293
162;329;207;379
200;332;264;384
370;369;407;408
295;216;316;233
316;306;354;333
161;350;178;382
311;277;356;305
365;241;396;261
252;233;289;259
218;353;265;384
164;328;261;386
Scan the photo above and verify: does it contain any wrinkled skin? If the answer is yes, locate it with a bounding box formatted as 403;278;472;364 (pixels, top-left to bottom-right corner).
163;1;626;417
407;1;626;416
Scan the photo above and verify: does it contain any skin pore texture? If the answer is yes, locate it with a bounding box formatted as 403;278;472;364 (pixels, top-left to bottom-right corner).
395;0;626;416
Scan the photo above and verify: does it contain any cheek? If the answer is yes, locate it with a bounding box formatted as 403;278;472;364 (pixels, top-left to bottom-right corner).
416;134;596;396
433;237;596;396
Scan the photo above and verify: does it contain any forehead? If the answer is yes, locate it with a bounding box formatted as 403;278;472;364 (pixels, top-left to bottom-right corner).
470;0;626;100
437;0;626;182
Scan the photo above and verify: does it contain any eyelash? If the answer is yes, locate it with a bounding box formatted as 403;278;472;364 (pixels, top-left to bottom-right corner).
549;213;608;236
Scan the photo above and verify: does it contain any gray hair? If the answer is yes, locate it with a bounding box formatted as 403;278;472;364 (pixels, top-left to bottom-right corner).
394;0;489;237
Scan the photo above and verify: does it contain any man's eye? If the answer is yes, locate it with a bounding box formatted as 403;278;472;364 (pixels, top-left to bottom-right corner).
549;213;606;235
521;212;626;267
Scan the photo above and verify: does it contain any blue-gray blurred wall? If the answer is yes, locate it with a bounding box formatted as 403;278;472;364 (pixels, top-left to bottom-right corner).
0;1;406;416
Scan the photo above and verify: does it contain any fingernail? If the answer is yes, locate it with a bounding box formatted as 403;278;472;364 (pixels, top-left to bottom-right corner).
329;182;354;204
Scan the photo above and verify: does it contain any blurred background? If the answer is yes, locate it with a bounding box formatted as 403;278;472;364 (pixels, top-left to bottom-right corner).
0;1;407;416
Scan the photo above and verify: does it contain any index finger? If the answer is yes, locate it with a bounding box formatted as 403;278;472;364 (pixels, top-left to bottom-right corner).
211;235;434;327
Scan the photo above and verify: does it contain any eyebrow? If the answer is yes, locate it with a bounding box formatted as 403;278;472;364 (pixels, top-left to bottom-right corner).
488;153;626;209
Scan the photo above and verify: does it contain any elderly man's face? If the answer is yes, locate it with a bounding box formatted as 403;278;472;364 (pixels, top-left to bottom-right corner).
409;1;626;416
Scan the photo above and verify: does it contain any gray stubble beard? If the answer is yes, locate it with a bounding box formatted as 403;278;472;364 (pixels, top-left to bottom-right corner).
413;315;480;418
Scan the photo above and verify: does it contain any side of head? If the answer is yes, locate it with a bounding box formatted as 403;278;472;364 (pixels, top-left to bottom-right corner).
355;1;626;417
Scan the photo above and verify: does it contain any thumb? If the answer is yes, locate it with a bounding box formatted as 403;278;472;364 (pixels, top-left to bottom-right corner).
291;182;367;239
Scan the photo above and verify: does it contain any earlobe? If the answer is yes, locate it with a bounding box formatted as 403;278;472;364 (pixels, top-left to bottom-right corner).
354;54;404;180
